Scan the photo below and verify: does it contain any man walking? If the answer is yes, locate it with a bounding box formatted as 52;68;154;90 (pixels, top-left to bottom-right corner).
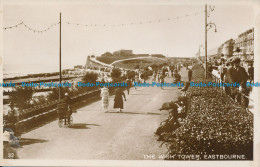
247;62;254;83
160;73;165;89
227;57;249;107
125;76;132;95
188;68;193;81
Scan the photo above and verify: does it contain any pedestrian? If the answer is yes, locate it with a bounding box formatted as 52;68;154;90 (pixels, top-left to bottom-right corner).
160;73;165;89
173;70;181;83
208;63;213;78
100;86;109;112
218;62;225;82
156;101;180;141
114;87;126;112
140;72;144;83
227;57;249;106
64;92;72;124
224;60;232;96
3;130;19;159
247;62;254;83
104;74;108;82
188;68;193;81
125;76;132;95
134;73;139;90
219;55;225;82
152;72;156;82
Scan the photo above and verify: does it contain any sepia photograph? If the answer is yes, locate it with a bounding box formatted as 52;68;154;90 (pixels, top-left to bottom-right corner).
1;0;260;166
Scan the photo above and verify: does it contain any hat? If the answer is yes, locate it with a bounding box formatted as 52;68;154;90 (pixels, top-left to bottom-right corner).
232;56;240;63
159;102;170;111
159;101;178;111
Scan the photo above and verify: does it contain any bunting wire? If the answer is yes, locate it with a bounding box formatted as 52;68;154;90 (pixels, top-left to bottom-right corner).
3;10;203;32
3;21;60;33
65;11;203;28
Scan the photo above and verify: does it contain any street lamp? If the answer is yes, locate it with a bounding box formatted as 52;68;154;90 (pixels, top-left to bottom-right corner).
205;4;217;78
207;22;217;32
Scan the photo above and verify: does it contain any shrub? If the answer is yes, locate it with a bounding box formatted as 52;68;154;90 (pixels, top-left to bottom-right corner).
126;71;136;80
32;95;47;105
111;68;122;82
9;86;34;110
81;72;98;83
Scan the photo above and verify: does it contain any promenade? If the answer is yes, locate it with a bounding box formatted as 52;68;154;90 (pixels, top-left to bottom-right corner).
17;68;189;160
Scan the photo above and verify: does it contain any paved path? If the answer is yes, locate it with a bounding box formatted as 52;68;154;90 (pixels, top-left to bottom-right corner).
17;68;189;160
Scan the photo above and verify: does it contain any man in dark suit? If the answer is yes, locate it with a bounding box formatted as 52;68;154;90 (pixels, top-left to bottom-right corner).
247;62;254;83
227;57;249;106
188;68;193;81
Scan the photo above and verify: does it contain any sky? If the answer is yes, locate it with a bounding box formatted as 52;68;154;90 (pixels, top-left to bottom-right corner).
2;0;257;74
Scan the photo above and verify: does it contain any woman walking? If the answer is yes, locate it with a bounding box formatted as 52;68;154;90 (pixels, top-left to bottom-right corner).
160;73;165;89
134;73;139;90
114;87;126;112
152;72;156;82
100;86;109;113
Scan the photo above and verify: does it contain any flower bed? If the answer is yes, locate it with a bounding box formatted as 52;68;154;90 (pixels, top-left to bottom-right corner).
161;64;253;160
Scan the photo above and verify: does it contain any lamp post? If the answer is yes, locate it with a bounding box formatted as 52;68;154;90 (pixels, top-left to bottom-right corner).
59;12;62;100
205;4;217;78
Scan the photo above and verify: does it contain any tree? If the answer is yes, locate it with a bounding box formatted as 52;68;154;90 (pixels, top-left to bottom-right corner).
9;86;34;110
81;72;98;83
111;68;122;82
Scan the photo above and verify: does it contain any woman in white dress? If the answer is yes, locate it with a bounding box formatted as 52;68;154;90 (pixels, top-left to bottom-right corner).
100;86;109;113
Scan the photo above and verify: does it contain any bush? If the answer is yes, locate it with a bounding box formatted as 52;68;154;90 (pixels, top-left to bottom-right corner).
81;72;98;83
160;64;253;160
166;88;253;160
32;95;47;105
127;71;136;80
111;68;122;82
9;86;34;110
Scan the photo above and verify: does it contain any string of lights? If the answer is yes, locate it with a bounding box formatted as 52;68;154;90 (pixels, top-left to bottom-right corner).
65;11;203;27
3;10;203;32
3;21;60;33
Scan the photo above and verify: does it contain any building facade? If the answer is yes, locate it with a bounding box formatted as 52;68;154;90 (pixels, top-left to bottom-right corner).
196;27;254;66
222;39;234;60
233;28;254;61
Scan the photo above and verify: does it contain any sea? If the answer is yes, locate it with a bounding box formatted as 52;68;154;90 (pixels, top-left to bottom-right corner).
3;65;60;114
3;64;60;79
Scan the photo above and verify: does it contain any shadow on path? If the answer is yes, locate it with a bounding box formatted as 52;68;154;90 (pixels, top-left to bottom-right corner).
19;138;48;147
69;123;101;129
107;111;161;115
